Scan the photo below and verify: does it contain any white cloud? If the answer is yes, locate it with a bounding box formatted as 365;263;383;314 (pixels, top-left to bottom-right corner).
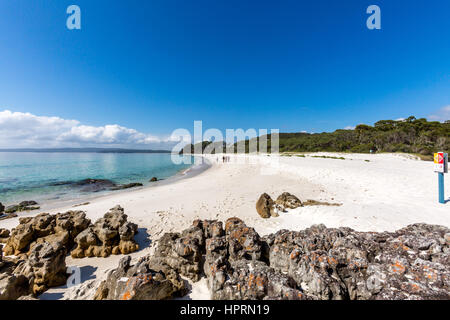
428;106;450;122
344;126;355;130
0;110;179;149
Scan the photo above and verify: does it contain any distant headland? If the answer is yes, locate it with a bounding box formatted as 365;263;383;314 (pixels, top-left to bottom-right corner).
0;148;172;154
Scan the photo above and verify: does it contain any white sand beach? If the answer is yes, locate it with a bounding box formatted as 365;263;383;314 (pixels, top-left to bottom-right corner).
1;152;449;299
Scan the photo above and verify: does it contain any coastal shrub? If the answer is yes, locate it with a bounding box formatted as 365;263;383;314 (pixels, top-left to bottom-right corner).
180;117;449;156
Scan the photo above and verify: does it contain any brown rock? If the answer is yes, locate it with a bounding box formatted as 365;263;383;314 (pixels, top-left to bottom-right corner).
0;272;30;300
256;193;278;218
276;192;303;209
0;228;10;244
3;222;34;255
98;255;187;300
71;206;139;258
14;241;67;295
119;240;139;254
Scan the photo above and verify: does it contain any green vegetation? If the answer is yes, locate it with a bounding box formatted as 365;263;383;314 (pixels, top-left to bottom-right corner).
239;116;449;156
311;155;346;160
180;117;449;157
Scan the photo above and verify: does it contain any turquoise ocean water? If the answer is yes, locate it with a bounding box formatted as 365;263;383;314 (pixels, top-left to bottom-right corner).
0;153;193;206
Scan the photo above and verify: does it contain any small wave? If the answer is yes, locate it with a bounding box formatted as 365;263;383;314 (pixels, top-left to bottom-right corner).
0;178;18;183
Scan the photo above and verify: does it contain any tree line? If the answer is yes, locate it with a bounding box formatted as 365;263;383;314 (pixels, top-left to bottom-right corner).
180;117;450;158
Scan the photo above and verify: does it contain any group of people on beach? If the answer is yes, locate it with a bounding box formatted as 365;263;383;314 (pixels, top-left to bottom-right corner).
217;156;231;163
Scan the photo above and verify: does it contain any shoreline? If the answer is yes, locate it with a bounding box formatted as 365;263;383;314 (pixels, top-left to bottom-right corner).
1;152;448;300
1;156;212;216
2;152;449;233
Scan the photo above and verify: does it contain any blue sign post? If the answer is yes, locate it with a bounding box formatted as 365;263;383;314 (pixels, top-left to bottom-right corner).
439;172;445;204
434;152;448;204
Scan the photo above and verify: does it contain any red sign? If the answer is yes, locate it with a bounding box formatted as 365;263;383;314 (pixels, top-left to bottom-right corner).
434;152;444;164
434;152;448;173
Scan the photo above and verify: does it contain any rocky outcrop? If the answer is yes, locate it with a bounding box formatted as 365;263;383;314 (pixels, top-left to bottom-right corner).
210;260;308;300
225;217;263;262
256;192;303;219
266;223;450;300
94;255;187;300
75;179;116;193
204;218;307;300
5;201;40;214
0;202;4;213
14;241;68;295
149;177;158;182
0;213;18;221
0;229;10;244
3;211;90;256
99;218;307;300
0;253;30;300
0;206;141;299
111;183;143;191
149;230;204;281
19;201;39;207
256;193;279;218
100;218;450;300
2;206;138;260
275;192;302;209
3;221;35;255
0;273;30;300
52;179;149;193
1;227;71;297
71;206;139;258
257;192;342;219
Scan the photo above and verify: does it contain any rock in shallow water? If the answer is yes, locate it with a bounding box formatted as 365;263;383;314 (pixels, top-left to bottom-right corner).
75;179;116;193
5;201;40;214
111;183;143;191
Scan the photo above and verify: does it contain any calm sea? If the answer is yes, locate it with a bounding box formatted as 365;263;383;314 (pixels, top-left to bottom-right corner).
0;152;193;206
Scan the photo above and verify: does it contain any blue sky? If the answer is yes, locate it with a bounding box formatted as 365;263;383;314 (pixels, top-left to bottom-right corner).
0;0;449;148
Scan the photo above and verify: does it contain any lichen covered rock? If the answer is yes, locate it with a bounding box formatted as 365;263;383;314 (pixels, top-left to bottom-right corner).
267;223;450;300
95;219;450;301
95;255;187;300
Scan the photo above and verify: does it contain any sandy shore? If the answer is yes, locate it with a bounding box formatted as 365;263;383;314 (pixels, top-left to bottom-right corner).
1;152;449;299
